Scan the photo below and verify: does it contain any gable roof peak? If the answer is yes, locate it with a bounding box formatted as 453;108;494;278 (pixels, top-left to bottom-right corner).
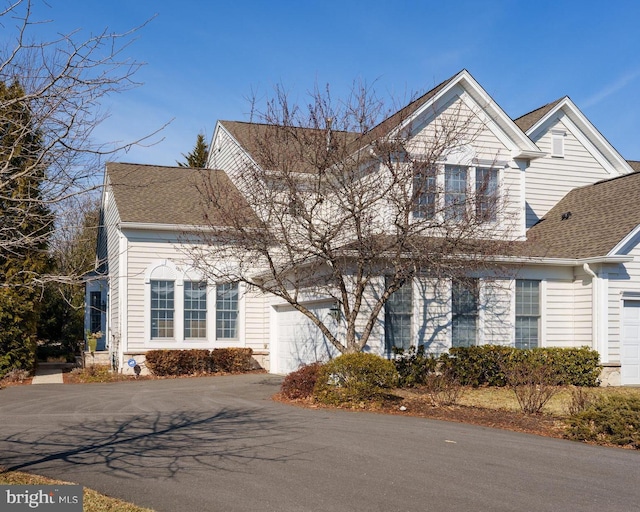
513;97;566;132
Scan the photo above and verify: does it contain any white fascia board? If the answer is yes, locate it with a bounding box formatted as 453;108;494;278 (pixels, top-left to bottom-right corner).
456;73;543;158
207;122;223;168
526;98;633;176
398;70;543;160
608;224;640;256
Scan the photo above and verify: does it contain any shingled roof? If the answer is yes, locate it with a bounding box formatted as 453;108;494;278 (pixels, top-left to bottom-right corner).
220;72;459;172
513;98;564;132
627;160;640;172
220;120;360;173
106;162;258;227
525;172;640;259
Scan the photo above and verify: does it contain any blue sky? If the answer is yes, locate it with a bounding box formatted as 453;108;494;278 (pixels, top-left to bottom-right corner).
16;0;640;164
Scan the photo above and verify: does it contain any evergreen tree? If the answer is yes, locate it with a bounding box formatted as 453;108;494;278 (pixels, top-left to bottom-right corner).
177;133;209;168
0;80;53;377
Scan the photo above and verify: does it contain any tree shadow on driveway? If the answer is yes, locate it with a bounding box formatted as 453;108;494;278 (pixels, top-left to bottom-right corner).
1;407;305;479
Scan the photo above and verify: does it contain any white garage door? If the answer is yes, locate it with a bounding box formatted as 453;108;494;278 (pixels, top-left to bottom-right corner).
274;302;338;374
622;300;640;385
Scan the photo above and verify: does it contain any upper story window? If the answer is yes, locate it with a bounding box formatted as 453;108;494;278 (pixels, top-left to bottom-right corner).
412;164;500;224
444;165;468;221
151;280;175;339
551;130;566;158
475;168;499;222
412;165;437;219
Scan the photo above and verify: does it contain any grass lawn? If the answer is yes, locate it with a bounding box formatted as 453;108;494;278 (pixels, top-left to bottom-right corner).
0;470;154;512
456;385;640;416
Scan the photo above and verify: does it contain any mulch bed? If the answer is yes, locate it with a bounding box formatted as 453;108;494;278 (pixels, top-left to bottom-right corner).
379;396;566;438
274;392;566;440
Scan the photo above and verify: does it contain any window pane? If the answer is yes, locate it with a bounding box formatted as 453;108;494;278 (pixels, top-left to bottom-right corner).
151;280;174;339
452;278;478;347
445;165;467;220
515;280;540;348
413;165;437;219
90;291;102;333
185;281;207;339
476;168;498;222
216;282;238;339
385;278;413;352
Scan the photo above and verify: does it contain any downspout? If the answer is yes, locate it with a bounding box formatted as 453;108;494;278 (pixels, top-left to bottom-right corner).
583;263;606;362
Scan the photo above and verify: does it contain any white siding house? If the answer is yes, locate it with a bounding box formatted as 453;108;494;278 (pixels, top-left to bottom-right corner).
88;70;640;385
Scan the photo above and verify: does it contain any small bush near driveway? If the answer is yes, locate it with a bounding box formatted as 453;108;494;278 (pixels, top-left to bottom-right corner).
281;362;322;399
314;353;397;405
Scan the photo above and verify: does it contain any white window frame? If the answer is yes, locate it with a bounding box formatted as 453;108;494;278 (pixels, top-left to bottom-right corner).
184;280;208;340
513;278;545;349
216;282;241;340
412;163;502;224
143;261;245;347
384;278;413;354
451;277;479;348
475;167;499;223
145;260;181;343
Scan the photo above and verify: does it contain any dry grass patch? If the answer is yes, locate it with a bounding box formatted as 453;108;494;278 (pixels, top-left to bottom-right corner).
400;385;640;417
0;470;154;512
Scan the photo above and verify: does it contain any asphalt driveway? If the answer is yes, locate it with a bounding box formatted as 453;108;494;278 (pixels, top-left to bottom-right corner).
1;374;638;511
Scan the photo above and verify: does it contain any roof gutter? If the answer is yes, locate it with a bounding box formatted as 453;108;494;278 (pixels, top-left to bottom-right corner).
119;222;219;232
482;254;634;266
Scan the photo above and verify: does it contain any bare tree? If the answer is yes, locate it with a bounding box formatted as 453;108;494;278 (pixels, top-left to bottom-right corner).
0;0;159;263
192;82;516;354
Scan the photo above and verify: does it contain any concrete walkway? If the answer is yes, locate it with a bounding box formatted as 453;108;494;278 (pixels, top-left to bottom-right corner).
31;364;65;384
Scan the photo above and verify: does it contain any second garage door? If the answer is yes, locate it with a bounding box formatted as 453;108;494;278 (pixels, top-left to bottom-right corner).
274;302;338;374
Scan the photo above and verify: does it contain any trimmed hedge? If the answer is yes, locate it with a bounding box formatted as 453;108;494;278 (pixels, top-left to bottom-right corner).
314;353;397;405
445;346;601;387
211;348;254;373
145;349;213;376
393;346;439;387
144;348;254;376
393;345;601;388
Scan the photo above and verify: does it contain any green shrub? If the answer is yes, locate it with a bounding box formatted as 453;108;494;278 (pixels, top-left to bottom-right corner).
445;346;601;387
211;348;254;373
314;352;397;405
534;347;601;387
393;346;439;388
145;349;213;376
0;334;37;380
566;394;640;449
281;362;323;399
446;345;514;387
